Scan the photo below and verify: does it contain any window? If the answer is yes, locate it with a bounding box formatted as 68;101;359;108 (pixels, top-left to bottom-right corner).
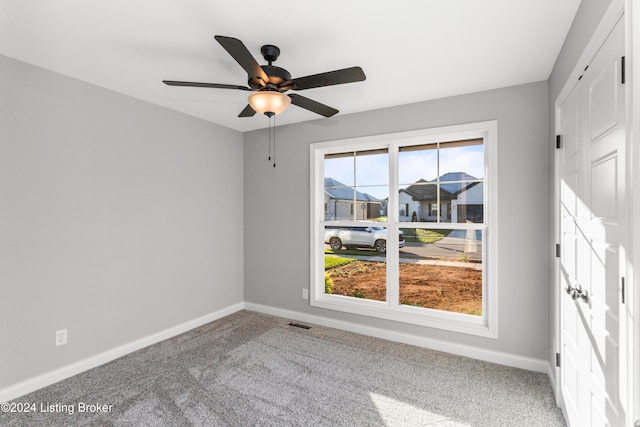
429;203;439;218
311;121;497;337
399;203;409;218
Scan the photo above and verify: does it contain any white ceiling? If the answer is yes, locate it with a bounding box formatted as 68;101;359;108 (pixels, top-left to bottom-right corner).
0;0;581;132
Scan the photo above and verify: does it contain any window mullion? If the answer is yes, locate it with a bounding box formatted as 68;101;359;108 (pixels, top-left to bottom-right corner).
352;152;357;221
388;143;399;309
436;141;441;223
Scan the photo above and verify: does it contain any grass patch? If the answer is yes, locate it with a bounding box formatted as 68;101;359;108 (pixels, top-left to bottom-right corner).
400;228;452;243
401;301;422;307
325;248;377;256
324;272;334;294
324;255;357;270
351;290;367;298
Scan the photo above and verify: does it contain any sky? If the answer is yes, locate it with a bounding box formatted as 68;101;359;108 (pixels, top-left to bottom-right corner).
324;144;484;199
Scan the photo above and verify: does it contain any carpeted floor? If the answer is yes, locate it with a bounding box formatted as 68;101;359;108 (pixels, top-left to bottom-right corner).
1;310;566;426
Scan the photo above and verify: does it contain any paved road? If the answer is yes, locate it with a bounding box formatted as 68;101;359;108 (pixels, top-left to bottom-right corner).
325;232;482;270
401;236;481;261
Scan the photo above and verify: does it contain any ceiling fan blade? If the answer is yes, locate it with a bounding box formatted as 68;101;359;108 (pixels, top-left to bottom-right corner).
163;80;252;91
214;35;268;86
238;104;256;117
290;66;366;90
288;94;338;117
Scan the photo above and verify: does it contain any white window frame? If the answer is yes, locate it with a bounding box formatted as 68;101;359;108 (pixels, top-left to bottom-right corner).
310;121;498;338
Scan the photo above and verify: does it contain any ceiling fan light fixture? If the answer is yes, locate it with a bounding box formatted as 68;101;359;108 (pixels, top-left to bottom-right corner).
248;91;291;116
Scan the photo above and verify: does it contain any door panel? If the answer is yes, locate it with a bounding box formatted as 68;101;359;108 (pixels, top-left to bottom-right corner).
590;154;618;219
590;61;619;141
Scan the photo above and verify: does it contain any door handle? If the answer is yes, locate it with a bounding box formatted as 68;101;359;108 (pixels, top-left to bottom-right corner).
566;284;589;303
576;284;589;303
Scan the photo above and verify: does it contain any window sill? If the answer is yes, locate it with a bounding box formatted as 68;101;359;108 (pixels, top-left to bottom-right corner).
311;293;497;338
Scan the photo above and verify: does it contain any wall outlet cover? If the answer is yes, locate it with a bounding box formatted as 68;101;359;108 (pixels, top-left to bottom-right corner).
55;329;67;346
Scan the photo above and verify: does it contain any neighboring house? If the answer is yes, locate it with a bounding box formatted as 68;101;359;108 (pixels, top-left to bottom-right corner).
397;172;483;223
324;177;381;220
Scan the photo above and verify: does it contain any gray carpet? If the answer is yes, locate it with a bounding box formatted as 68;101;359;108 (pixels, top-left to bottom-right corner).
1;310;565;426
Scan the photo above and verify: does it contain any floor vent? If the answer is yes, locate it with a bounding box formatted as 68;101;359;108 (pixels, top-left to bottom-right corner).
288;322;311;330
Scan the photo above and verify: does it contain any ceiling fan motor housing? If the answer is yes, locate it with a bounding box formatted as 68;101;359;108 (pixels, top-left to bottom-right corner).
249;65;292;90
247;44;292;90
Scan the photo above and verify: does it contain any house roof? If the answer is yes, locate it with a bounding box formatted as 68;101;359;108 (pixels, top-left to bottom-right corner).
403;173;480;201
437;172;479;194
325;178;380;202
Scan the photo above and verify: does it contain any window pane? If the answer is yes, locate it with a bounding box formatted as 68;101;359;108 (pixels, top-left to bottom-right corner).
399;228;482;315
325;150;388;222
356;150;388;218
356;149;388;186
325;152;354;187
399;144;437;187
398;182;438;222
399;140;484;224
323;186;386;221
439;139;484;179
453;182;484;223
324;225;387;302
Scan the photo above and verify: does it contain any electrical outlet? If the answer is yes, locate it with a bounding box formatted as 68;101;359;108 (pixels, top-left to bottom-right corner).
302;288;309;300
55;329;67;347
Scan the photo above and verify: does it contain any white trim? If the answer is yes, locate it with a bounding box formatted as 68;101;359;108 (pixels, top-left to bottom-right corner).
245;303;547;373
310;121;498;338
552;85;562;407
0;303;245;403
626;0;640;424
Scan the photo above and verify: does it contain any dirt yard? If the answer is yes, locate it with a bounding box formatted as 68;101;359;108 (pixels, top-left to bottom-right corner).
327;261;482;315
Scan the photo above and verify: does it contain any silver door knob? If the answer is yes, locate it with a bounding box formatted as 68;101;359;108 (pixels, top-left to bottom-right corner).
566;284;588;303
575;284;589;303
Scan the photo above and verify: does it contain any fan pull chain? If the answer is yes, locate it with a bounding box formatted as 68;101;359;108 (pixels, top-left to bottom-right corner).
265;112;277;168
268;114;272;163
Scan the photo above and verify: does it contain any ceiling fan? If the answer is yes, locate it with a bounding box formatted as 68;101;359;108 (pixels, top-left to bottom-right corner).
163;35;366;118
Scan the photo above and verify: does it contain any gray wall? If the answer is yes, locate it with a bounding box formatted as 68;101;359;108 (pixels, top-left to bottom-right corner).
244;81;551;360
547;0;614;368
0;55;244;388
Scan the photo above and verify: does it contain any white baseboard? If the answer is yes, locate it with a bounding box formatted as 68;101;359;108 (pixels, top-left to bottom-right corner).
245;302;549;373
0;302;245;403
2;301;552;403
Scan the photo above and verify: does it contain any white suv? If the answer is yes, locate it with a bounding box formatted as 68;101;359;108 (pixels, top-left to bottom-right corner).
324;226;405;253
